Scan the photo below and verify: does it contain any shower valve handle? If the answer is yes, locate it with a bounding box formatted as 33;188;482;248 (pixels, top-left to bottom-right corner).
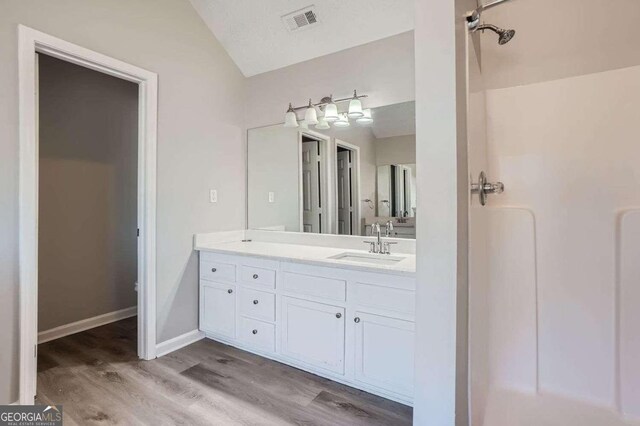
471;171;504;206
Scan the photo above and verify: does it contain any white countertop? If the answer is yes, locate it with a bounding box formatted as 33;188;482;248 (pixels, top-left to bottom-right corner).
195;239;416;277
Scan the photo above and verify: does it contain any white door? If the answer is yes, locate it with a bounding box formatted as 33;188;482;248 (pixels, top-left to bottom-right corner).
336;150;352;235
280;296;345;374
301;140;322;233
353;312;415;397
201;281;236;338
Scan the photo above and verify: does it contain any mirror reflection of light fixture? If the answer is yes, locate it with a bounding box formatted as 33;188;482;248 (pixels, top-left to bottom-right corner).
347;90;364;118
284;103;299;128
356;108;373;124
333;113;350;128
304;99;318;125
315;116;330;130
324;97;339;122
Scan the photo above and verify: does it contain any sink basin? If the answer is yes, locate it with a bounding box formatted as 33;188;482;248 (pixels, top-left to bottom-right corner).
328;252;404;265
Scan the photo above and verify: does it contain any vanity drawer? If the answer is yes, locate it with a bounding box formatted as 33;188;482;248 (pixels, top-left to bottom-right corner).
239;317;275;352
353;282;415;316
239;288;275;322
240;265;276;289
283;272;346;302
200;259;236;283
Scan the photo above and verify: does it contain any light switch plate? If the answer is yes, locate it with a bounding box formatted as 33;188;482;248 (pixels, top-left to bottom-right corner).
268;192;275;203
210;189;218;203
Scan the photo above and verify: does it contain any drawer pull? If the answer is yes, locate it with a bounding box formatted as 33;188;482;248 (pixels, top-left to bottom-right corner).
354;317;360;323
335;313;342;319
253;274;259;279
252;329;258;335
211;268;217;272
253;299;259;305
227;289;233;294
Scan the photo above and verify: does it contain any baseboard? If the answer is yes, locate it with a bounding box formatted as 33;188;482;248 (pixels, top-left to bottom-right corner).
156;329;205;357
38;306;137;344
10;401;19;405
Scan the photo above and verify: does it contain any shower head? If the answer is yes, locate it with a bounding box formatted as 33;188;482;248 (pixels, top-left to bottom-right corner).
476;23;516;45
466;0;516;45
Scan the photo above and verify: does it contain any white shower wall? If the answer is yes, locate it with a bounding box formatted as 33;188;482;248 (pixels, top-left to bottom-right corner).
471;64;640;425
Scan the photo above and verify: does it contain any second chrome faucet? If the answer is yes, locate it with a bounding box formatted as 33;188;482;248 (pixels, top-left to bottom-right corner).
363;222;397;254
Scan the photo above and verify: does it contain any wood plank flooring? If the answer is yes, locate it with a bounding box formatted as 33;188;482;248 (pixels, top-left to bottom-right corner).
36;318;412;425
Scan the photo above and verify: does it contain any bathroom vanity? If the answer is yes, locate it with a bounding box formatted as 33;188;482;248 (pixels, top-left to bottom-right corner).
195;231;416;406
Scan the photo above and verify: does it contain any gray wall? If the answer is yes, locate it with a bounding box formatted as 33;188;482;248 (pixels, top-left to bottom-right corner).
0;0;245;404
38;54;138;332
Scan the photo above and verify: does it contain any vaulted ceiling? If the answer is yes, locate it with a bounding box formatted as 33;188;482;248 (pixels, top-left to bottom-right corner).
189;0;414;77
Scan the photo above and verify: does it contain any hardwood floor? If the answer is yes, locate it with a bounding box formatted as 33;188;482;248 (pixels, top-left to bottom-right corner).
36;318;412;425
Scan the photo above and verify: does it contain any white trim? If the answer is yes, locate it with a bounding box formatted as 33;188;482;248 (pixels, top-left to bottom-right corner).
18;25;158;405
156;329;205;357
38;307;137;344
10;401;19;406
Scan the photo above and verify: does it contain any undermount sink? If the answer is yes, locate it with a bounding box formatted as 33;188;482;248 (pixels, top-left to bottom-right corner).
328;252;405;265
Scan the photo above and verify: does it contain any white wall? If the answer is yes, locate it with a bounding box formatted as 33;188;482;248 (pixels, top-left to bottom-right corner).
479;0;640;91
413;0;477;424
245;31;415;129
375;135;416;166
0;0;245;404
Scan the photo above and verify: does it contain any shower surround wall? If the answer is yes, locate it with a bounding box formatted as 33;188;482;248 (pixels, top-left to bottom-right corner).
469;8;640;425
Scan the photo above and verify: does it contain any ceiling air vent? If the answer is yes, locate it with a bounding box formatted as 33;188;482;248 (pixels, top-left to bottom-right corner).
282;6;320;32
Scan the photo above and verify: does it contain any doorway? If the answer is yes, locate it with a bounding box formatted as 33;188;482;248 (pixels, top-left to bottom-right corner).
334;140;360;235
18;26;158;405
300;133;328;233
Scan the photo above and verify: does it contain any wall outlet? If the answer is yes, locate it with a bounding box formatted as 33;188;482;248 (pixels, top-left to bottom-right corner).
210;189;218;203
268;191;275;203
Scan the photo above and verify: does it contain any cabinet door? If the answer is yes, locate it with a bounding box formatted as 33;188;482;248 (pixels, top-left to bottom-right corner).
281;297;345;374
201;281;236;338
354;312;414;397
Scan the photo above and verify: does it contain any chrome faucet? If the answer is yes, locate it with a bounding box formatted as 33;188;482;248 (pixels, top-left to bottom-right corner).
363;223;397;255
385;220;394;237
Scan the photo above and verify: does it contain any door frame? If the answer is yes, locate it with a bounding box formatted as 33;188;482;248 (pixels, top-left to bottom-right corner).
333;139;361;235
18;25;158;404
297;130;331;233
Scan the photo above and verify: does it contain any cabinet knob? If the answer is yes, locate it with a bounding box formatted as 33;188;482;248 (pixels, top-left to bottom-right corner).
227;289;233;294
253;299;259;305
211;268;217;272
252;329;258;335
354;317;360;323
335;313;342;319
252;274;259;279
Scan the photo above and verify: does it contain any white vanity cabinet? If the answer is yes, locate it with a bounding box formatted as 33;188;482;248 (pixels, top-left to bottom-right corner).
198;250;415;405
281;297;346;374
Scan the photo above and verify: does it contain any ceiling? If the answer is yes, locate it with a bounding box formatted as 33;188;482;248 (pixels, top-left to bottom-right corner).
370;101;415;139
189;0;414;77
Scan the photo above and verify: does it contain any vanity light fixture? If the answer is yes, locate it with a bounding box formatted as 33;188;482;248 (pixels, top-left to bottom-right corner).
333;113;350;128
347;90;364;118
315;116;330;130
304;99;318;125
323;97;339;122
284;103;299;128
282;91;370;128
356;108;373;124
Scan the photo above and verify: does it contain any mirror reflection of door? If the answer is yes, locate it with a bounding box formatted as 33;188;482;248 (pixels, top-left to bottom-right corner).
301;136;322;233
336;147;353;235
377;164;416;218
